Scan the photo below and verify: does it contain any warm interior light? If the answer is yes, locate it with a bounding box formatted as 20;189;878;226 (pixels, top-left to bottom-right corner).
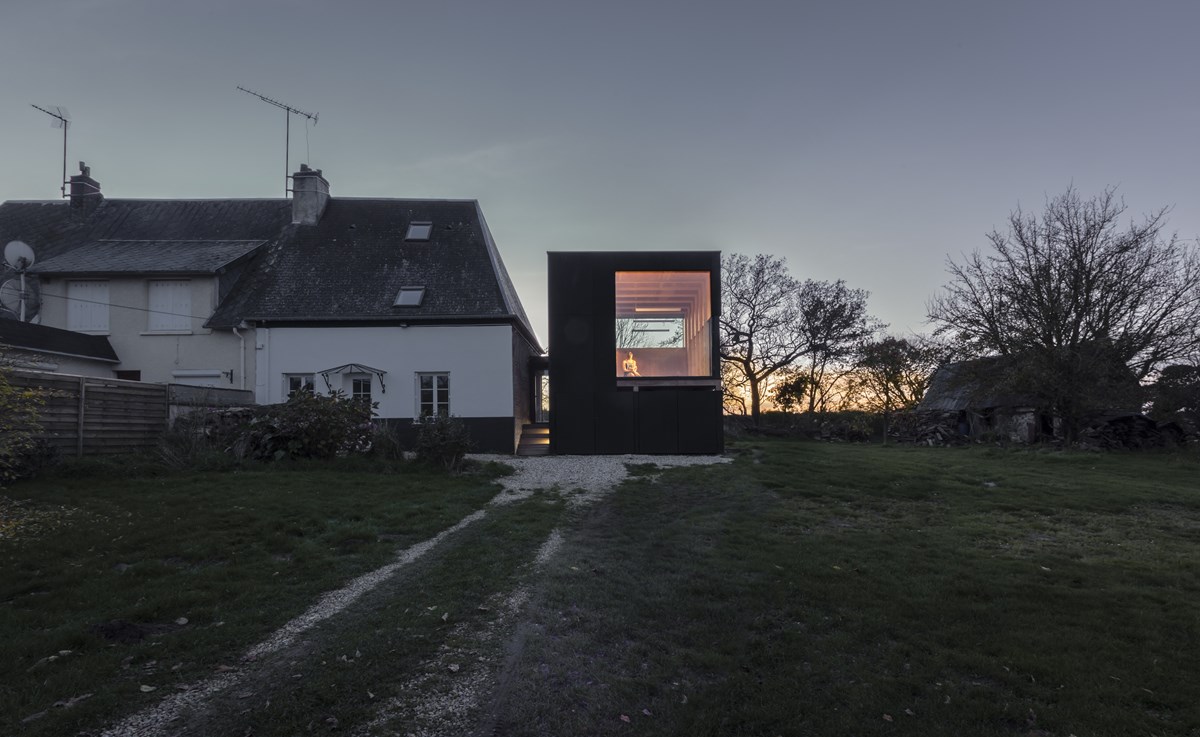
634;306;683;312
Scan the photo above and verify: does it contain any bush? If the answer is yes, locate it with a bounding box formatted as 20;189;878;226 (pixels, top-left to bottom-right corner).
157;424;240;472
369;421;407;462
414;415;473;472
0;368;43;487
9;438;59;480
209;391;376;462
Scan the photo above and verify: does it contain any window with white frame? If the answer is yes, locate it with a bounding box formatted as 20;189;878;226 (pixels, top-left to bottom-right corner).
349;374;372;403
416;372;449;418
67;280;110;333
148;280;192;332
285;373;315;398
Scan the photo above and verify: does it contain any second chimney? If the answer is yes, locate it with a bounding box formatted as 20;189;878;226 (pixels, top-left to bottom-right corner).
291;164;329;225
69;161;102;209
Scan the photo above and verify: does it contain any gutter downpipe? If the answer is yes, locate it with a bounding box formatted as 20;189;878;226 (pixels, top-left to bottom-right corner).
233;325;246;390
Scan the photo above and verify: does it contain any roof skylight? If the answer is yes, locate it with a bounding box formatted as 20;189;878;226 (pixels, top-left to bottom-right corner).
394;286;425;307
405;221;432;241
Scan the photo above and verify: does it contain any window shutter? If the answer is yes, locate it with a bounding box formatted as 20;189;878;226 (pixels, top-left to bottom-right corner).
67;281;109;332
148;280;191;331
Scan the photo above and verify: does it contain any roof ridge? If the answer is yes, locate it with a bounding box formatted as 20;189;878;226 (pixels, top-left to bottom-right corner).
97;198;288;203
331;197;480;203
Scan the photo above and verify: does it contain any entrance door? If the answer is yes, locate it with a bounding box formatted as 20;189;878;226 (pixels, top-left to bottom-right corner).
534;370;550;423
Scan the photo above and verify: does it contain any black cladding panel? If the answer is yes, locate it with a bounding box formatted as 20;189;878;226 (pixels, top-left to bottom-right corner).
554;391;595;452
548;251;722;455
596;391;637;454
637;390;679;454
678;389;723;454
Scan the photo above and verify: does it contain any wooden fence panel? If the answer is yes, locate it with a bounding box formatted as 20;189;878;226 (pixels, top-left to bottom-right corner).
8;370;252;456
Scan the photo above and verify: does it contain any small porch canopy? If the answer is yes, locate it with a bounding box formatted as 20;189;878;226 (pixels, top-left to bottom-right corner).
319;363;388;394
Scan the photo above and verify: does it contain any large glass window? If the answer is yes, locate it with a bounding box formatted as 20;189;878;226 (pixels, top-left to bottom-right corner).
615;271;712;377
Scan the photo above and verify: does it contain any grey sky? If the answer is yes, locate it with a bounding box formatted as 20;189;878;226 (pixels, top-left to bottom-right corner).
3;0;1198;346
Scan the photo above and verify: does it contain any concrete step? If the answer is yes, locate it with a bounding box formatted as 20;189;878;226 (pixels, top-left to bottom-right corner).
517;422;551;455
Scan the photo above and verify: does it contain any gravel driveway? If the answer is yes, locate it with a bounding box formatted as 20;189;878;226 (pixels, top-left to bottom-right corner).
469;453;732;506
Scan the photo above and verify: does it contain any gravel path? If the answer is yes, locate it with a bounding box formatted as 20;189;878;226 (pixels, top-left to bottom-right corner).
473;453;731;507
95;454;729;736
98;512;488;737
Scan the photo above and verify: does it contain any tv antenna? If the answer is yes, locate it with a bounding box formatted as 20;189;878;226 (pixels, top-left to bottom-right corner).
30;105;70;198
237;85;318;198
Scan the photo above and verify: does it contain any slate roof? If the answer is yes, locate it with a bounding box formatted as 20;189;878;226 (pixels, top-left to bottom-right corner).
0;318;118;362
32;240;266;275
918;358;1036;412
209;199;536;341
0;199;290;260
0;194;538;347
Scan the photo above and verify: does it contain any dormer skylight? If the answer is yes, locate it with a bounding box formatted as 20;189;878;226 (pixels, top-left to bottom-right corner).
394;286;425;307
405;221;432;241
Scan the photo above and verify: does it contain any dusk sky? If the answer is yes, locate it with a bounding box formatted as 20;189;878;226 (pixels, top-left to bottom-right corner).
3;0;1198;346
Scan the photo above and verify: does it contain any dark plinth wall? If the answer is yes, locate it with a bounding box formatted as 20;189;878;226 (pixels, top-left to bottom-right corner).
548;251;723;455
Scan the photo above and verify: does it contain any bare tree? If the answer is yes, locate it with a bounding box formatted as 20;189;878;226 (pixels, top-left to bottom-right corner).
928;186;1200;437
719;253;804;424
793;279;883;414
853;336;947;438
721;360;749;416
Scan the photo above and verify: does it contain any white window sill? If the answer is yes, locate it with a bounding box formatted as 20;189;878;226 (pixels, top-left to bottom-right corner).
140;330;194;336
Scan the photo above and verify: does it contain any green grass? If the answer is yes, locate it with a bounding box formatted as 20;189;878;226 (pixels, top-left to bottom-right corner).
180;493;563;736
0;463;501;736
496;442;1200;736
5;443;1199;736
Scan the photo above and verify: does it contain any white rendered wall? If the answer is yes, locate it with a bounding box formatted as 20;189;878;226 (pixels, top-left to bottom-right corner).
256;324;515;418
36;276;254;388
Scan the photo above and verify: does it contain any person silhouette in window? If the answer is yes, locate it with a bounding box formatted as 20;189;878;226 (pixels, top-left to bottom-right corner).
622;351;641;377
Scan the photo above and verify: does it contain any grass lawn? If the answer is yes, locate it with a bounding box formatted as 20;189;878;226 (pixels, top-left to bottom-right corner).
3;443;1198;736
497;441;1200;736
0;460;503;736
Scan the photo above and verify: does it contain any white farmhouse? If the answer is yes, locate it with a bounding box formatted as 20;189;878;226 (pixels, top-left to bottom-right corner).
0;164;542;452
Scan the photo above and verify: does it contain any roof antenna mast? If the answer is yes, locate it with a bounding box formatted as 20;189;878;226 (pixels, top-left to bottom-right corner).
237;85;318;198
30;104;70;198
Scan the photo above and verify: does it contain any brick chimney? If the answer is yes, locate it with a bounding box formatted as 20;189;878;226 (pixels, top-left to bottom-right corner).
69;161;101;209
291;164;329;225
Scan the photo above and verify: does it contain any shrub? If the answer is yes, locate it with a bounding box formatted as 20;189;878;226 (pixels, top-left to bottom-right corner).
157;423;239;472
414;415;473;472
0;367;43;486
209;391;376;462
369;421;407;462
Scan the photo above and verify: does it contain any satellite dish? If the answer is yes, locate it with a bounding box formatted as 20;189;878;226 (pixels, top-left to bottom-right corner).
0;280;22;313
4;241;36;271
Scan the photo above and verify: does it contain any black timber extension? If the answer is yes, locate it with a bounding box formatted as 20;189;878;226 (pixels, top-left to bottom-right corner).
547;251;723;454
